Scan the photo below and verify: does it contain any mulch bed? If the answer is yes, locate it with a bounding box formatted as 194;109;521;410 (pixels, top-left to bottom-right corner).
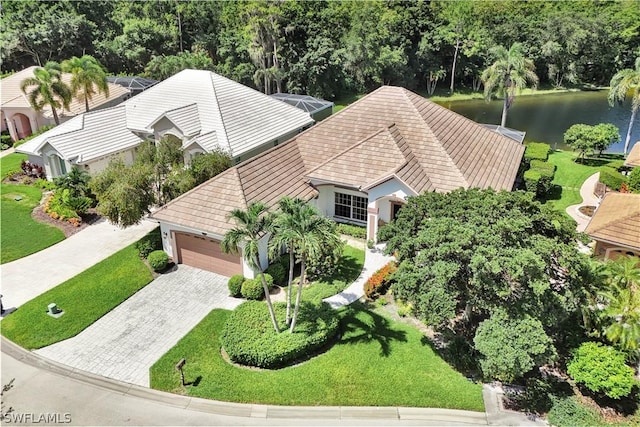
31;200;102;238
578;205;596;217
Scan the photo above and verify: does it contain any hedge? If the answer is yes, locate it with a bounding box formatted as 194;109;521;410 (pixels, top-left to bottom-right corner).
524;161;555;198
336;223;366;238
598;166;626;191
364;261;397;299
221;301;339;368
524;142;551;163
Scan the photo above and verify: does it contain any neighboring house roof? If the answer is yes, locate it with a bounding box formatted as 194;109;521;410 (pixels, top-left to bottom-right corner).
123;70;314;157
16;69;315;162
585;192;640;250
624;142;640;167
151;85;525;236
270;93;334;115
1;66;130;119
19;105;142;163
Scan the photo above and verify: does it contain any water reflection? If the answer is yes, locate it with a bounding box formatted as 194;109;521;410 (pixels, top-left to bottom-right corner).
438;91;638;153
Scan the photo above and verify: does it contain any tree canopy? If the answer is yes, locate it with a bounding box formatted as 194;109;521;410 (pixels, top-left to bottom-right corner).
3;0;638;100
379;188;592;381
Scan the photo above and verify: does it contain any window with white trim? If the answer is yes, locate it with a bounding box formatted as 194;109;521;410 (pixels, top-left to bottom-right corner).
334;192;367;222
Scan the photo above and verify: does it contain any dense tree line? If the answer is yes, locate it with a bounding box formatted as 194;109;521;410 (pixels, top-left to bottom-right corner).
2;0;638;99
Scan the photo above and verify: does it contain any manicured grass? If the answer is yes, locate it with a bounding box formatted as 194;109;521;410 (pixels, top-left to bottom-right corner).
544;150;621;213
1;243;153;349
1;152;27;179
150;302;484;410
1;183;65;263
301;245;365;302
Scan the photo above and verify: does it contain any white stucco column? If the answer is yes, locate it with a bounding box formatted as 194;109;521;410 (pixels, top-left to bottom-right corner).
367;206;379;242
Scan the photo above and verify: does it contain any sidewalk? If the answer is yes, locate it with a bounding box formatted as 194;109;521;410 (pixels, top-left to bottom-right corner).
1;147;16;158
565;172;600;232
0;218;158;310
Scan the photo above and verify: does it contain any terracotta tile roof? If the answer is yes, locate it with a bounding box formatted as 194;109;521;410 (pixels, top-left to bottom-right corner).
585;192;640;250
151;86;525;235
625;142;640;168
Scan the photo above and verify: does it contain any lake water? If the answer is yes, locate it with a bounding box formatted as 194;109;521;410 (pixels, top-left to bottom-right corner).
437;91;638;153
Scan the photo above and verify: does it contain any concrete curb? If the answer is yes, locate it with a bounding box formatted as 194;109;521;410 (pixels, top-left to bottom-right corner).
2;336;489;425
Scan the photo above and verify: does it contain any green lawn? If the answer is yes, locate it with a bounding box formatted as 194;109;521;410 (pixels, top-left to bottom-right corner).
1;243;153;349
150;302;484;410
1;152;27;179
300;245;365;302
544;150;619;213
1;183;65;263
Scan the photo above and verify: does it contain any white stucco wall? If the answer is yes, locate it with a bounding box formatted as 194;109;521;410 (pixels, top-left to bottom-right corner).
367;178;415;223
85;149;136;175
315;184;369;224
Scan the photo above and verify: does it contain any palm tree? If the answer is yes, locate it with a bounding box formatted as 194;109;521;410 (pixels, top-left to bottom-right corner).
61;55;110;112
608;57;640;157
20;61;72;125
481;43;539;127
598;256;640;371
281;202;340;333
268;197;305;326
221;202;280;333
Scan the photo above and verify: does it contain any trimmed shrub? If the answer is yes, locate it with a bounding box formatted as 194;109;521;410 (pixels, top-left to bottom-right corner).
34;178;56;191
336;223;367;238
524;142;551;163
227;274;245;297
627;167;640;193
1;133;13;148
364;261;397;299
134;228;163;259
241;278;264;300
598;166;627;191
567;341;636;399
524;167;554;197
265;263;286;286
221;301;339;368
148;250;169;272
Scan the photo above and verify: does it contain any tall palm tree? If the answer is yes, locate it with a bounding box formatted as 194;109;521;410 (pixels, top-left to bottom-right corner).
608;57;640;157
284;203;340;333
481;43;539;127
268;197;306;326
221;202;280;333
20;61;72;125
62;55;110;112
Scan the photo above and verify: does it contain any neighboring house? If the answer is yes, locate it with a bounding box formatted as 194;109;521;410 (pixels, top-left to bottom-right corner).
585;192;640;260
150;85;526;278
1;66;130;142
16;69;314;179
624;141;640;168
270;93;334;121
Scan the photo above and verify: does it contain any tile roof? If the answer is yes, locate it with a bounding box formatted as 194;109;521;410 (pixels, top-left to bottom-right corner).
1;66;130;118
624;142;640;168
19;105;142;163
124;70;314;157
16;69;314;162
585;192;640;250
152;86;525;235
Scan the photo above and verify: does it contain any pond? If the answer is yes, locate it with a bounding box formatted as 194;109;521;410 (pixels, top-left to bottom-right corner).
437;91;638;153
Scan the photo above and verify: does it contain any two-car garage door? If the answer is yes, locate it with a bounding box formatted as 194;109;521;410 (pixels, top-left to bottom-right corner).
174;232;242;276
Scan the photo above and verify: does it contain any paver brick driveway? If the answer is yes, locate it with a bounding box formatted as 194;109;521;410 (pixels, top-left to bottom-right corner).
36;265;242;386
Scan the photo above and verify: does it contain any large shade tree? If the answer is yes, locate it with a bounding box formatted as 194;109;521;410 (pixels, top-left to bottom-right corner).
221;202;280;333
20;61;72;125
481;43;539;127
608;57;640;157
61;55;110;112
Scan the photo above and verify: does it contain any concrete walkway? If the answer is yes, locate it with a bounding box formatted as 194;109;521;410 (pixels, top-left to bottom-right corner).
36;266;243;386
324;242;395;308
565;172;601;232
0;218;158;309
